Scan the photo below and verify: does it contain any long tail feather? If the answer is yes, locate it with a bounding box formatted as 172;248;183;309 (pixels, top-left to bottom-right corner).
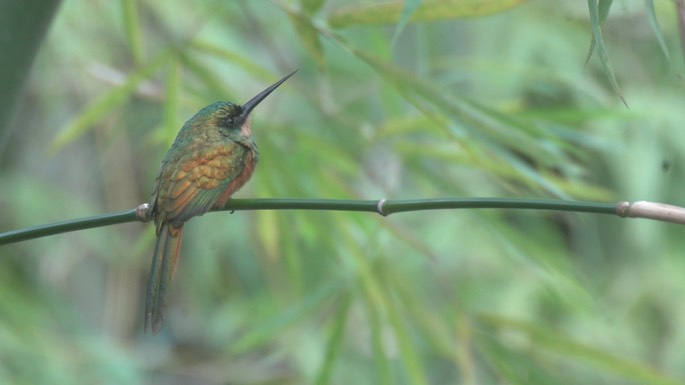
145;223;183;335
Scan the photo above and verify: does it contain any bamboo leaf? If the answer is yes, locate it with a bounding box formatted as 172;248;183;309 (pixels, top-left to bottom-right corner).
229;280;342;353
161;55;181;146
180;51;232;101
314;292;352;385
51;49;173;151
587;0;627;107
583;0;613;66
391;0;422;45
677;0;685;59
189;41;274;80
290;14;326;70
480;314;685;385
644;0;670;59
121;0;143;65
0;0;60;133
301;0;325;14
385;288;429;385
329;0;527;29
363;297;392;385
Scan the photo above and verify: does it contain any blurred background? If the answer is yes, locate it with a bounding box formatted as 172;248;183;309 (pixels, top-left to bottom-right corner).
1;0;685;384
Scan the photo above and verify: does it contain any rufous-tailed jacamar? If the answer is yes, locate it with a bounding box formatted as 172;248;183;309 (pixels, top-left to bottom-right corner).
145;71;296;335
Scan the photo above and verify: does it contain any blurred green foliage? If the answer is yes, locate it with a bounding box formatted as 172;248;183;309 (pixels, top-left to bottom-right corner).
1;0;685;384
0;0;61;142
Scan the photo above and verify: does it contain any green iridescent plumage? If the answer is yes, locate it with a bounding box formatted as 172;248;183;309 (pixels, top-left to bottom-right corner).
145;71;296;335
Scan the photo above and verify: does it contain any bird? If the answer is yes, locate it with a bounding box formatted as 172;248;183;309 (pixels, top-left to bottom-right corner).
145;70;296;335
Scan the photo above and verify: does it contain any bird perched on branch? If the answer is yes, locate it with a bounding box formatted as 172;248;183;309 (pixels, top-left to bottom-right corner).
145;71;296;335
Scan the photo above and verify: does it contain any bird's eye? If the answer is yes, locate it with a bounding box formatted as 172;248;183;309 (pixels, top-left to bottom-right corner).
225;117;236;126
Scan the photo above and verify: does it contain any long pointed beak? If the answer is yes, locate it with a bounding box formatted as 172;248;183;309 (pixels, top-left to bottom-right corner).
240;70;297;120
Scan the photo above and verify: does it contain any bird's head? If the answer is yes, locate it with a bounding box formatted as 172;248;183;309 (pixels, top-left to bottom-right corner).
199;70;297;141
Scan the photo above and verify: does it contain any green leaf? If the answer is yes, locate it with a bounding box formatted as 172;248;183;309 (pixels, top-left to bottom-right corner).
480;314;685;385
314;292;352;385
290;14;326;70
161;55;181;146
301;0;325;14
328;0;527;29
189;42;273;80
644;0;670;59
120;0;143;65
677;0;685;58
583;0;612;67
363;298;392;385
0;0;60;133
180;51;232;102
385;288;429;385
51;49;174;151
229;279;342;353
587;0;627;107
391;0;422;45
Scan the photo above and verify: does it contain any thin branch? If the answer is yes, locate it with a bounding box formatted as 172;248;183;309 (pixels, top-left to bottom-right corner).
1;198;683;246
0;208;142;246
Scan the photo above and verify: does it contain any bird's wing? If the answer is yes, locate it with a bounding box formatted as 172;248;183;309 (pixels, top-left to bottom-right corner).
152;141;251;225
